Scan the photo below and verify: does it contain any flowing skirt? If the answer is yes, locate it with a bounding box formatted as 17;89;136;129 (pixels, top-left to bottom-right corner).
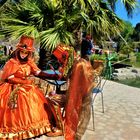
0;82;58;139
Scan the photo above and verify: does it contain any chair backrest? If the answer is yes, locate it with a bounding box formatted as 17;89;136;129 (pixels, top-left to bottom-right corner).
92;60;104;81
92;60;104;74
92;60;107;93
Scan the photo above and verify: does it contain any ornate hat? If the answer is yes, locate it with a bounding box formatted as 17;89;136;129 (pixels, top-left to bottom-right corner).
52;43;75;77
16;35;35;52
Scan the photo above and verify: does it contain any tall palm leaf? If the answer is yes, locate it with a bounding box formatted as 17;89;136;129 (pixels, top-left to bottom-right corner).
0;0;138;69
107;0;137;17
0;0;137;48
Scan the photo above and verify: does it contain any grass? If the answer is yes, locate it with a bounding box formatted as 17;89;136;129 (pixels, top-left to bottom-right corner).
121;52;140;68
115;77;140;88
112;52;140;88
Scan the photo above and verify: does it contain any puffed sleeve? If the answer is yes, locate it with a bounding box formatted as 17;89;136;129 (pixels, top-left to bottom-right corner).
1;58;19;81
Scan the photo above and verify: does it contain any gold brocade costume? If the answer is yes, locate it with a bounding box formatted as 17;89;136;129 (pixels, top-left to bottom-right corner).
64;58;95;140
0;58;61;139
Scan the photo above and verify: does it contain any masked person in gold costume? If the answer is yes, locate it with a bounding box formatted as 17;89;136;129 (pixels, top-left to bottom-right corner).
52;44;95;140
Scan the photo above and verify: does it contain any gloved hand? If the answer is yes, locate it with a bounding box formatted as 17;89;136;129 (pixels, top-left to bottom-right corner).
8;77;33;84
57;73;64;80
37;71;60;80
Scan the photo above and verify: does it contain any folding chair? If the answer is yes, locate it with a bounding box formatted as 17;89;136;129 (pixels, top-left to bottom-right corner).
91;60;107;130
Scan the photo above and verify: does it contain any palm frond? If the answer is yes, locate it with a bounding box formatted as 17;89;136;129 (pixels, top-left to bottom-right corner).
122;0;137;17
40;27;74;51
0;25;39;40
0;18;28;25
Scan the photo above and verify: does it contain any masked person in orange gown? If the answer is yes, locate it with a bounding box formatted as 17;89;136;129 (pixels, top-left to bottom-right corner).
0;35;63;139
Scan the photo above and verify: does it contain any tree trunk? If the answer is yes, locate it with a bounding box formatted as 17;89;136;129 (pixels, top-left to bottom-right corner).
73;29;82;53
38;44;52;70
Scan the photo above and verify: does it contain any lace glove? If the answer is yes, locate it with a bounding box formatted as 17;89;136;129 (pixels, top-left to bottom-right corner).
8;77;33;84
37;71;61;80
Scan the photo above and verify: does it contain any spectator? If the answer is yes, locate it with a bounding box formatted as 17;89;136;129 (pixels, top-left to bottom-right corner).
9;46;14;55
81;34;93;60
3;46;7;55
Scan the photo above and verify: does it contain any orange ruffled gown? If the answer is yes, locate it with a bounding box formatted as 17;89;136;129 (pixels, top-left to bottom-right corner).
0;58;57;139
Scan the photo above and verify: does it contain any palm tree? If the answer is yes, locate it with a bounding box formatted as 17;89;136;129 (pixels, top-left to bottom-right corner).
0;0;8;7
0;0;137;69
108;0;137;17
0;0;20;7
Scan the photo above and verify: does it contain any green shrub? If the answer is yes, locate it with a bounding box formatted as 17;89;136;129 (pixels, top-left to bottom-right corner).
90;54;106;61
136;53;140;61
118;55;128;61
117;77;140;88
0;56;9;65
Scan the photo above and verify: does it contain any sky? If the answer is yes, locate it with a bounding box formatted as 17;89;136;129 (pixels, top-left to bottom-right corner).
115;0;140;27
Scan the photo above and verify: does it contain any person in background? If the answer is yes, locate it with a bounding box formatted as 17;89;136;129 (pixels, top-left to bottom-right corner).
9;46;13;55
0;35;63;139
81;34;93;60
99;49;103;55
3;46;7;55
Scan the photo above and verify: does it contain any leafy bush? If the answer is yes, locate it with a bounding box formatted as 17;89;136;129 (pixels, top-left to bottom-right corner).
0;56;9;68
118;55;129;61
136;52;140;61
115;53;140;68
90;54;106;61
117;77;140;88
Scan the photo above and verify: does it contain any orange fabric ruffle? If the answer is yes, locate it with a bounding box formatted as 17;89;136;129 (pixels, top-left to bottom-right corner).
0;124;51;140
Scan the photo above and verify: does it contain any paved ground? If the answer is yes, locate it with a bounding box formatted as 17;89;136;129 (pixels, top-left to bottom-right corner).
31;80;140;140
83;80;140;140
